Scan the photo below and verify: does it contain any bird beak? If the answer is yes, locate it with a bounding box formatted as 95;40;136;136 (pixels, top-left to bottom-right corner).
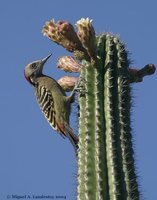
41;53;52;65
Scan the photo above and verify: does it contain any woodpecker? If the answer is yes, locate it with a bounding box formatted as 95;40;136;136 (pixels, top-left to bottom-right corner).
24;54;78;152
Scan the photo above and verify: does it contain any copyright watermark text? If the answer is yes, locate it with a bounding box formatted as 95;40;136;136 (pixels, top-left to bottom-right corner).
6;194;66;199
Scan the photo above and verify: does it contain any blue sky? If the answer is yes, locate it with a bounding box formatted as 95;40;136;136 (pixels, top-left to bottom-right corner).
0;0;156;199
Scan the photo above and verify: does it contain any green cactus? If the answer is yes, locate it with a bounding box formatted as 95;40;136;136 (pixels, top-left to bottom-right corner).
42;18;155;200
77;34;138;200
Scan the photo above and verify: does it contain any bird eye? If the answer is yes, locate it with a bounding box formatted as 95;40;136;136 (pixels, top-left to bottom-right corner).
31;63;37;69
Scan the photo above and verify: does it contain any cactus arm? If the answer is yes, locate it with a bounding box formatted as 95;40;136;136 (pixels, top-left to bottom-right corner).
95;34;109;199
115;38;139;199
77;63;87;200
104;34;127;199
77;59;97;200
78;35;110;200
83;61;97;200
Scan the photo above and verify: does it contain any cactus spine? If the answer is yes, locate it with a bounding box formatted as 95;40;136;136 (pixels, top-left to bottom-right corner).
42;18;155;200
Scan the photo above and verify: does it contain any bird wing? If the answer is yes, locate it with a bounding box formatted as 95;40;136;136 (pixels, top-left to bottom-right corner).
35;84;66;138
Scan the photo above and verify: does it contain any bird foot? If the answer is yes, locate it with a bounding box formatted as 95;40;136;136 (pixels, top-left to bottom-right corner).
69;77;86;101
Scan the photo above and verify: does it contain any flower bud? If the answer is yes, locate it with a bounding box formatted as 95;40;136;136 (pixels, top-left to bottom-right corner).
58;76;79;92
76;18;97;60
42;19;85;53
57;56;81;73
129;64;156;83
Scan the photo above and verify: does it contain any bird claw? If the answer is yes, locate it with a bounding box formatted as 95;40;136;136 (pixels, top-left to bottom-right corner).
75;77;85;90
74;77;86;94
69;77;86;100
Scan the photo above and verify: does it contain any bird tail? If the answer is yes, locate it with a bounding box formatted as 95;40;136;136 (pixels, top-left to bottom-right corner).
64;124;78;151
57;123;79;154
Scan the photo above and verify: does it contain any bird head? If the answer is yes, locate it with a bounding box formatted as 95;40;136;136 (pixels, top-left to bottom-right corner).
24;53;52;84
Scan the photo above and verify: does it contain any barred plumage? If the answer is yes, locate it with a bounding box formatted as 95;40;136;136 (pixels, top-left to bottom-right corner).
35;84;58;133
